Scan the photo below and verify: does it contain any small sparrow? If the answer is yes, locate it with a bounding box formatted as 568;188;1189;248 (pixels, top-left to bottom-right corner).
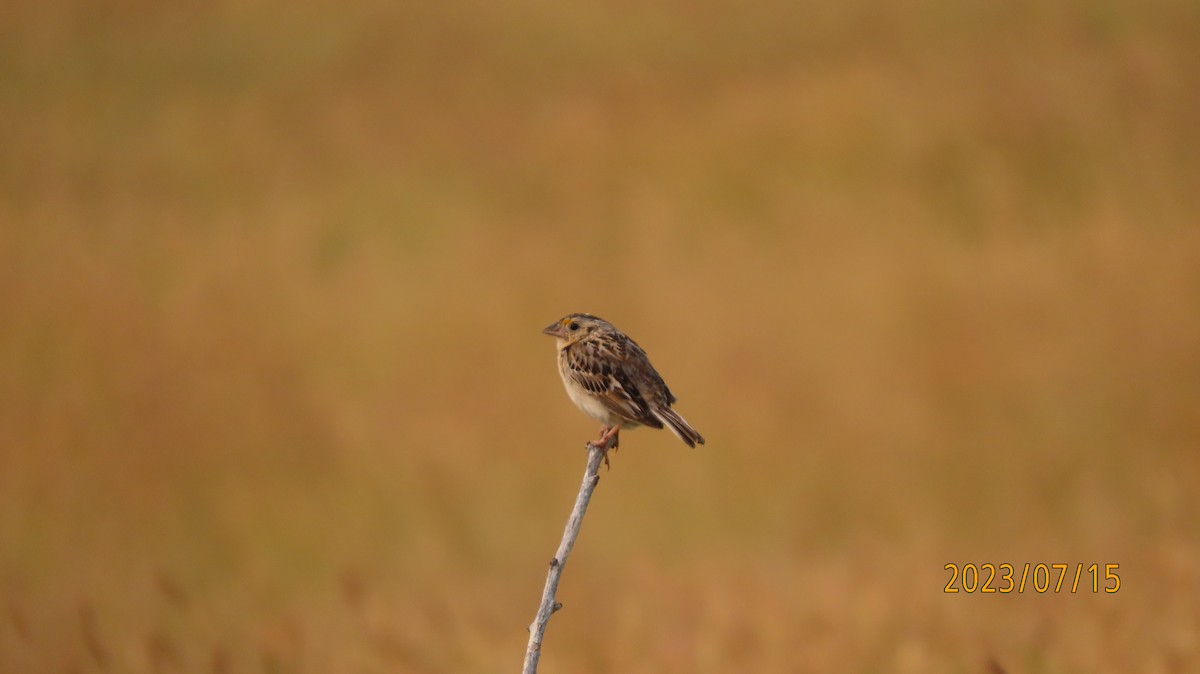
542;313;704;464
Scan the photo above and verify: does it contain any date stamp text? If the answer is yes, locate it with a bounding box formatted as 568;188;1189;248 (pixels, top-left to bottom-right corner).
944;563;1120;594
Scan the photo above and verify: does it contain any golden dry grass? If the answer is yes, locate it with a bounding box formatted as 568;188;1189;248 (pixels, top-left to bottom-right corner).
2;1;1199;672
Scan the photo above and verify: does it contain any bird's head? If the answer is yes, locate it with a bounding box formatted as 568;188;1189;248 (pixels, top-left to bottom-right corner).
542;313;608;346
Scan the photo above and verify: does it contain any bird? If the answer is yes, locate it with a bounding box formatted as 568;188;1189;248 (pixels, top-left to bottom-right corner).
542;313;704;465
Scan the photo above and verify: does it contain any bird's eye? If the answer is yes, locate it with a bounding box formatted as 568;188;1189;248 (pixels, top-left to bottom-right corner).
568;322;579;331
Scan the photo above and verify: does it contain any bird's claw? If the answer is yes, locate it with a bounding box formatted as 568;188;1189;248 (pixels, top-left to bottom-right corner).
586;440;613;470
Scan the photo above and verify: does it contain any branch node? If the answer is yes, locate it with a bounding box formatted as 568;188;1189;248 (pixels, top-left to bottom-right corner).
551;602;563;614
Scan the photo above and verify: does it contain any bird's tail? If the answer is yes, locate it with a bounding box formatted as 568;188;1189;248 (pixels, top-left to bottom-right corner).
653;406;705;448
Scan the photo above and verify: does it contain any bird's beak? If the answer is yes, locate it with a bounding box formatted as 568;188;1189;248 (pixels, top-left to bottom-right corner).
542;321;564;337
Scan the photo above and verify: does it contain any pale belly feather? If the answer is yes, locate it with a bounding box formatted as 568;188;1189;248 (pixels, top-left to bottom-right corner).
559;369;639;428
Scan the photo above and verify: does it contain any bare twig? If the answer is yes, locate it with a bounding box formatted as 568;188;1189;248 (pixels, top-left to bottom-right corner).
522;439;610;674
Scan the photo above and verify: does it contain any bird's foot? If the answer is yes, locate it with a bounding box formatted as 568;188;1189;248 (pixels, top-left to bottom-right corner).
585;440;614;470
588;426;621;470
598;425;620;448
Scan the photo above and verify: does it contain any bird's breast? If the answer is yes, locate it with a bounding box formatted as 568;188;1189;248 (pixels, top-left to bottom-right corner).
558;369;610;423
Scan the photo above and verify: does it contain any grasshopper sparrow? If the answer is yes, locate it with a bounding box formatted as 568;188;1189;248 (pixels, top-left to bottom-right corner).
543;313;705;463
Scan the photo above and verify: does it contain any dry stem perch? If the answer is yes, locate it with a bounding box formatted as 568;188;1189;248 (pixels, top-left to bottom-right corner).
522;438;610;673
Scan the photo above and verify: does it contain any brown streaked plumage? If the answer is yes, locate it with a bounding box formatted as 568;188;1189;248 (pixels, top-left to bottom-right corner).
542;313;704;463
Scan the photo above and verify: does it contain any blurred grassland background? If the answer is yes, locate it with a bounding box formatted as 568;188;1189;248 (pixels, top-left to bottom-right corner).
2;0;1199;672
